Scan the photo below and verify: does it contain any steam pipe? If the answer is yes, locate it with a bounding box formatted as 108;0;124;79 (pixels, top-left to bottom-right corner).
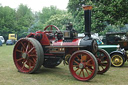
82;5;92;37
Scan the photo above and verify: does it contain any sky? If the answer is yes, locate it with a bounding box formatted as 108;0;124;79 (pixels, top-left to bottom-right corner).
0;0;69;12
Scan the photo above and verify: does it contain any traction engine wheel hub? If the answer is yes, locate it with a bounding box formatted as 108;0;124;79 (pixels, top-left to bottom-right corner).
22;53;28;59
79;63;84;69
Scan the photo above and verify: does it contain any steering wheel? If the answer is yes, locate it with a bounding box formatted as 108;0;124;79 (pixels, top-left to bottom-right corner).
44;25;62;39
44;25;61;33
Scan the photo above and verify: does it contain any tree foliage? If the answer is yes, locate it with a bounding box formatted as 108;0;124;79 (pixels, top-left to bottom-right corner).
0;4;34;40
0;4;73;40
39;6;64;24
15;4;34;38
0;0;127;40
38;6;73;30
44;13;73;30
0;6;16;40
68;0;128;34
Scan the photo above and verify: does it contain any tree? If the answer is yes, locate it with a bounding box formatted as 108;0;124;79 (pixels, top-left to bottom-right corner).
37;6;73;30
15;4;34;38
44;13;73;30
39;6;65;24
68;0;128;34
0;6;16;40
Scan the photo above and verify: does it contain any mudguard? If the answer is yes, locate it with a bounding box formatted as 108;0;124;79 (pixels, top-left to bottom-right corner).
110;50;127;62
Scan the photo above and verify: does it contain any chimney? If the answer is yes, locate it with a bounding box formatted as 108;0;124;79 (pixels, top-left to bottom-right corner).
82;5;92;37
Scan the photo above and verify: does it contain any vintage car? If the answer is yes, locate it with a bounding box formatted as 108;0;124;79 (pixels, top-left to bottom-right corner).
0;36;5;43
106;32;128;50
6;39;14;45
97;39;127;67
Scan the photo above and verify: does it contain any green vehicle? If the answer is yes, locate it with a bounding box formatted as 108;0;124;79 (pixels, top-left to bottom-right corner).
97;39;127;67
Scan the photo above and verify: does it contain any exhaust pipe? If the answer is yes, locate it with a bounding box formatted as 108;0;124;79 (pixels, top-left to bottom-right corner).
80;5;98;54
83;5;92;37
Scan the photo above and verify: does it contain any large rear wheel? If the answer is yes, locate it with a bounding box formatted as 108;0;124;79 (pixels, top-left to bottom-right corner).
69;50;98;81
13;38;44;73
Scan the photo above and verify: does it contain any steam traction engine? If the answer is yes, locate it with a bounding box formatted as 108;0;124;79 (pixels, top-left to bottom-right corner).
13;6;111;81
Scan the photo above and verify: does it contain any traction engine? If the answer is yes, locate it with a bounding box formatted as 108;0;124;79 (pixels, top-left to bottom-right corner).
13;6;111;81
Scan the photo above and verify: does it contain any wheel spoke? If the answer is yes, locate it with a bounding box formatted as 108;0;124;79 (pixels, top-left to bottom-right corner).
26;42;30;52
79;69;82;76
17;58;24;62
32;57;37;64
87;67;93;72
28;47;35;54
29;59;35;65
73;65;79;67
75;68;79;72
85;68;90;76
22;61;27;70
29;54;37;57
86;63;93;67
16;49;22;53
74;60;79;65
21;42;25;50
100;63;107;66
86;59;92;64
100;56;105;60
76;56;81;61
99;63;104;70
82;69;85;78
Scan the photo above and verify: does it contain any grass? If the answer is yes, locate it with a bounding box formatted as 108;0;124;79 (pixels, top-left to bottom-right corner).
0;44;128;85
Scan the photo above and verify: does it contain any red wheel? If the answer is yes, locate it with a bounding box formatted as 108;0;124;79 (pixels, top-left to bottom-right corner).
13;38;44;73
95;49;111;74
69;50;98;81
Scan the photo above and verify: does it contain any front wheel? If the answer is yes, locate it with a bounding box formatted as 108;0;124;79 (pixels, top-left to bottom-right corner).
69;50;98;81
111;54;125;67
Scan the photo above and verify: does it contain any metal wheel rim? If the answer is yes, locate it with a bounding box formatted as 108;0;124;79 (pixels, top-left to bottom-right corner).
111;55;123;67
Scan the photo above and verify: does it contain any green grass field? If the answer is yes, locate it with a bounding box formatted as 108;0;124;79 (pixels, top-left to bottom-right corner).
0;44;128;85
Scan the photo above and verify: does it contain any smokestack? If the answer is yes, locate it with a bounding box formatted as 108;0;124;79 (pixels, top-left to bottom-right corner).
82;5;92;37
